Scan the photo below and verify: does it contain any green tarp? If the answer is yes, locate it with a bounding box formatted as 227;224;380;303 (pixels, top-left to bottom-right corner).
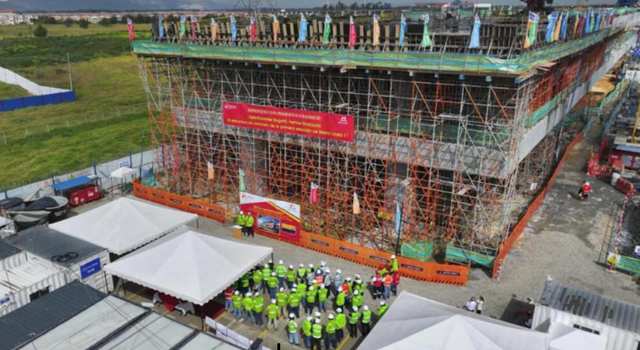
401;241;495;267
611;254;640;275
133;27;621;76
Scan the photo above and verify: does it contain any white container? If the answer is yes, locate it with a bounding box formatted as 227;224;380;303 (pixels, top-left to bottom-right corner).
611;172;621;186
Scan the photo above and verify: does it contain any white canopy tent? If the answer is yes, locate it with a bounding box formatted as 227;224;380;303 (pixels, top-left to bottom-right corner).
358;292;549;350
548;323;606;350
50;197;197;255
105;230;273;305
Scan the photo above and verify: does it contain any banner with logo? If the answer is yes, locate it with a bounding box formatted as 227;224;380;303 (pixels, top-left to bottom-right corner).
240;192;301;241
223;102;355;142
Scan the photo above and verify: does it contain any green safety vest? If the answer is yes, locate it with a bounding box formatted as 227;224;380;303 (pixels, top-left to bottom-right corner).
288;293;301;307
318;288;328;302
232;295;242;308
241;276;250;288
378;304;389;317
276;292;288;307
267;276;278;288
236;214;246;226
298;283;307;293
302;320;312;336
352;295;363;308
349;311;361;325
243;297;254;311
262;267;272;280
276;264;287;278
253;270;262;284
287;269;296;282
335;314;346;329
326;320;336;334
288;320;298;333
336;292;345;306
306;288;317;303
297;268;306;278
253;296;264;313
245;215;254;227
362;310;372;324
267;304;279;319
391;258;399;272
312;323;322;339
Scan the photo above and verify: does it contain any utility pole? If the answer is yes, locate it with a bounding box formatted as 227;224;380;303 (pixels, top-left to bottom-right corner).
66;53;73;91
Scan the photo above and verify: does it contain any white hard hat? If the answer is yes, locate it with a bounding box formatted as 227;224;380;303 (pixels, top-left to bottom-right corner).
254;292;260;296
315;318;321;323
352;306;358;312
299;263;304;267
336;269;342;274
234;291;239;295
355;274;360;279
271;272;276;276
292;283;298;288
240;210;244;214
325;268;331;273
308;263;313;268
320;261;326;266
279;260;284;264
289;313;295;318
336;308;343;313
328;314;334;319
354;290;359;295
363;305;369;311
307;316;313;321
271;299;276;303
346;277;352;281
391;254;396;259
264;263;269;268
246;292;252;297
280;287;285;292
289;265;294;269
314;311;321;317
380;301;386;305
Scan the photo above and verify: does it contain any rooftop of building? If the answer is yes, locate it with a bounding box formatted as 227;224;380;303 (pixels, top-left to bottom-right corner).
538;279;640;334
134;8;638;75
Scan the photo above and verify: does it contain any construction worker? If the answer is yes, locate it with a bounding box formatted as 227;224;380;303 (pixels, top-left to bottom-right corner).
382;272;393;300
376;300;389;321
297;263;307;283
390;254;399;273
312;318;323;350
348;306;360;338
578;180;592;200
276;287;288;318
286;265;297;288
267;272;279;299
361;305;372;335
224;287;234;312
242;292;254;323
244;213;255;237
253;292;265;326
318;284;329;312
266;299;280;330
276;260;287;288
335;289;346;311
307;263;315;279
261;263;272;290
325;313;338;349
298;281;308;310
231;291;243;319
332;269;343;296
236;211;247;236
352;289;363;309
335;308;346;341
288;286;301;318
252;267;263;293
302;316;313;348
240;272;251;293
288;314;300;345
305;285;317;315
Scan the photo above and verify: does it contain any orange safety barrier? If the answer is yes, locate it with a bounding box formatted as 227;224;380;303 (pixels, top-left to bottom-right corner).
132;181;228;223
491;133;584;279
133;182;469;285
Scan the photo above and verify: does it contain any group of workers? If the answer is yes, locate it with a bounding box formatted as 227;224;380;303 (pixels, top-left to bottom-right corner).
235;211;255;237
224;255;400;349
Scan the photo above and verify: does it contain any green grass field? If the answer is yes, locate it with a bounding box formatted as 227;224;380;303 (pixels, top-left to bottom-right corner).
0;24;151;190
0;82;30;99
0;23;150;39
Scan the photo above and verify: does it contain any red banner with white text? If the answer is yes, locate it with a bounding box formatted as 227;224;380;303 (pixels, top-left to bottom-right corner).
222;102;355;142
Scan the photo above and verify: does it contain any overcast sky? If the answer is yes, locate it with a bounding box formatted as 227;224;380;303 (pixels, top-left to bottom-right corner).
0;0;615;11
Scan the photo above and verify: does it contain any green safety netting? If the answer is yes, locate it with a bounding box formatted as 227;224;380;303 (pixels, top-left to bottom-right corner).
133;26;621;76
401;241;495;267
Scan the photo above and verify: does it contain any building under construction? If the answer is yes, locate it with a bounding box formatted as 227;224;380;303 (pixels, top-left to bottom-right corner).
133;9;639;276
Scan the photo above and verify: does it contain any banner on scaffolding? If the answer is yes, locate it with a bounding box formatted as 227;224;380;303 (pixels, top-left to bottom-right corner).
240;192;301;241
222;102;355;142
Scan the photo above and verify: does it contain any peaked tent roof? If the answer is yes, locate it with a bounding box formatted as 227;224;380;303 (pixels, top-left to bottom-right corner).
358;292;548;350
50;197;197;255
548;323;606;350
104;230;273;305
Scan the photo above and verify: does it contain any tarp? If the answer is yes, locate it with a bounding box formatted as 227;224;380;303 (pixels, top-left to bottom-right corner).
401;241;495;267
105;230;273;305
110;167;136;179
52;176;94;192
548;323;606;350
358;292;548;350
50;197;197;255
